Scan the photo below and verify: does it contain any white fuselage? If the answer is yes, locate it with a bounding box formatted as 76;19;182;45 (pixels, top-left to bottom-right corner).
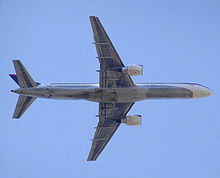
12;83;212;103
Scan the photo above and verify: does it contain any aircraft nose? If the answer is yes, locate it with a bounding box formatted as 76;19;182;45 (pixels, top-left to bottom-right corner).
204;88;212;97
192;85;212;98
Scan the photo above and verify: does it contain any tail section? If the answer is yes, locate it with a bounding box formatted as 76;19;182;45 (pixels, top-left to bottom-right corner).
11;60;37;118
12;60;37;88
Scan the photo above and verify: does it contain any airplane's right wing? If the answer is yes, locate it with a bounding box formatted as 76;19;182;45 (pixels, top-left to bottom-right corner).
89;16;135;88
87;102;134;161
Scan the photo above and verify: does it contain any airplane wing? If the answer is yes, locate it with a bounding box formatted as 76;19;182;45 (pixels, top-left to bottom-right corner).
88;16;135;161
87;102;134;161
89;16;135;88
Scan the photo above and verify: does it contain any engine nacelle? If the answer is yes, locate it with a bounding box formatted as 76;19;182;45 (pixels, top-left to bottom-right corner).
122;64;143;76
121;115;142;126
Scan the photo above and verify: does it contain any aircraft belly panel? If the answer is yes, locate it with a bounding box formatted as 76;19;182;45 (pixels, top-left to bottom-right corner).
116;88;147;102
146;87;193;99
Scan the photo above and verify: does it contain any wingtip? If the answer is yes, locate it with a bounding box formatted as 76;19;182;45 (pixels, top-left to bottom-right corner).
12;114;20;119
87;158;96;161
89;16;98;19
12;59;20;62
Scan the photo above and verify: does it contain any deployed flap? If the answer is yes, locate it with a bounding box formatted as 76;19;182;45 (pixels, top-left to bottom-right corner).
13;95;36;118
13;60;37;88
87;102;134;161
89;16;135;88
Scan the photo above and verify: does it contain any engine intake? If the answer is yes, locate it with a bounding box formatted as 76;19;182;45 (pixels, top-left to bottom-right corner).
121;115;142;126
122;64;143;76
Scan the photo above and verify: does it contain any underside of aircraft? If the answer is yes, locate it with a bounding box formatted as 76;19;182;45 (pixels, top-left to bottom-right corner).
10;16;212;161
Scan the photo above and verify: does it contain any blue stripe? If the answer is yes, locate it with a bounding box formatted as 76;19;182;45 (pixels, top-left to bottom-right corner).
9;74;41;86
9;74;19;86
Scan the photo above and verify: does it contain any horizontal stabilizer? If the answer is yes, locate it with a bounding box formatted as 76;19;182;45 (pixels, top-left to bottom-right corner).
13;60;37;88
13;95;36;118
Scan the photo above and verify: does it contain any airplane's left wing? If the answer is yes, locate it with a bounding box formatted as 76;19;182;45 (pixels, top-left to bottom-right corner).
87;102;134;161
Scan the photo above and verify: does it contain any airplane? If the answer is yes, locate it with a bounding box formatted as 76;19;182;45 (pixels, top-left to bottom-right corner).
10;16;212;161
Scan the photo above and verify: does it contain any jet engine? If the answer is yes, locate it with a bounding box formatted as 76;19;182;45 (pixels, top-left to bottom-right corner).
122;64;143;76
121;115;142;126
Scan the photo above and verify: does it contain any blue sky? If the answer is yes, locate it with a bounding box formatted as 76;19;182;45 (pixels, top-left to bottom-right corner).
1;0;220;177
